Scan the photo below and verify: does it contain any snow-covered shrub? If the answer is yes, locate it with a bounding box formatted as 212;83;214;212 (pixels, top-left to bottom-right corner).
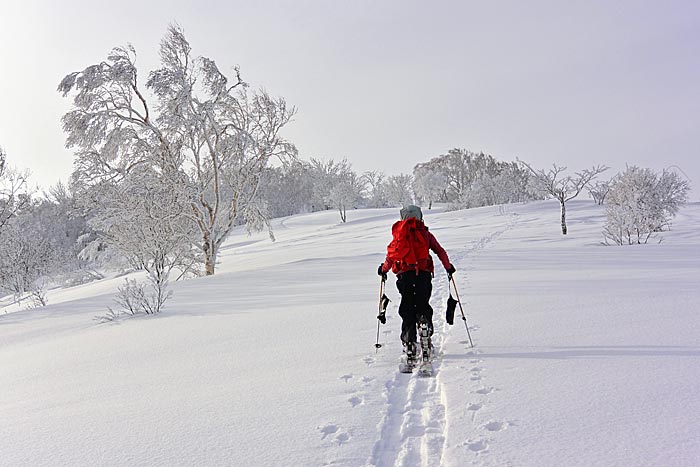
603;166;690;245
28;280;48;308
103;274;172;320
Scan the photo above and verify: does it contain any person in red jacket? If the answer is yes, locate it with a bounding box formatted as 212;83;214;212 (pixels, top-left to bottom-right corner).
377;205;455;362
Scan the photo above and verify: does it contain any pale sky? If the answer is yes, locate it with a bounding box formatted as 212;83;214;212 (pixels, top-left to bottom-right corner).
1;0;698;199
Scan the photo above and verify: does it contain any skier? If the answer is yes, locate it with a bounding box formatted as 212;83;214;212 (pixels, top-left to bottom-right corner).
377;205;455;373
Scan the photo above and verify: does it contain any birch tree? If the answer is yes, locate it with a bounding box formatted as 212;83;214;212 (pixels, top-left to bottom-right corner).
520;160;607;235
58;25;297;275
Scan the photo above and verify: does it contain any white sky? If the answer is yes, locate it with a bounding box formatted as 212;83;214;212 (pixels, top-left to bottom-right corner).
1;0;699;198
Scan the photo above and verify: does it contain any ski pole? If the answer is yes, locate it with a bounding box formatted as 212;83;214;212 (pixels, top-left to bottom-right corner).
375;276;391;351
450;276;474;348
375;277;385;351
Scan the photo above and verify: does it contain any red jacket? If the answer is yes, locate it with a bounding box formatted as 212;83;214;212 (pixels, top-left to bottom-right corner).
381;225;451;275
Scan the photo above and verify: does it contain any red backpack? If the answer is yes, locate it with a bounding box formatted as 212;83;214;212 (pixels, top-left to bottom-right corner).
386;217;431;273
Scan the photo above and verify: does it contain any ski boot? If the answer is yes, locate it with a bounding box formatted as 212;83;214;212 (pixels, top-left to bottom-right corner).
418;318;434;376
400;341;418;373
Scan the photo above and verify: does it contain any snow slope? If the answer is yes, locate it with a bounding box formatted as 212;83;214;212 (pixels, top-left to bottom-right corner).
2;200;699;467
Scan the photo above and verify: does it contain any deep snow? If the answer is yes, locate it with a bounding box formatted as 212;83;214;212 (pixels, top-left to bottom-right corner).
2;200;699;467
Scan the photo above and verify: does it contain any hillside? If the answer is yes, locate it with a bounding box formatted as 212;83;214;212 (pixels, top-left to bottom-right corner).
2;200;699;467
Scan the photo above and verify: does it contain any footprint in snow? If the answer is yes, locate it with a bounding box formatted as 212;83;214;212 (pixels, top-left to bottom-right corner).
483;421;508;432
467;402;483;412
319;424;338;440
319;424;350;444
348;396;363;407
363;356;375;366
339;374;353;383
469;367;483;381
474;386;497;395
465;438;489;453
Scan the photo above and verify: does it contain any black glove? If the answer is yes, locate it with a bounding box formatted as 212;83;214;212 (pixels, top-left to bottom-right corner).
446;264;456;279
377;264;387;281
378;294;390;324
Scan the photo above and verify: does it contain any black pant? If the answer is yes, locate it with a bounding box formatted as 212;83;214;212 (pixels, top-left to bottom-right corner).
396;270;434;344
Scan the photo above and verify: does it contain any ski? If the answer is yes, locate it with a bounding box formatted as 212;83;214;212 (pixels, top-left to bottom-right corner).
399;353;435;376
417;361;434;377
399;360;415;373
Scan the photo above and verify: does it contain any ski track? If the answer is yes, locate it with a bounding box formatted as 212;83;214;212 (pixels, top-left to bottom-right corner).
368;330;448;467
368;212;520;467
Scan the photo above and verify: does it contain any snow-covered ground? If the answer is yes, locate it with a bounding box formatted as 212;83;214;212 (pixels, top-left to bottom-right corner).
2;200;699;467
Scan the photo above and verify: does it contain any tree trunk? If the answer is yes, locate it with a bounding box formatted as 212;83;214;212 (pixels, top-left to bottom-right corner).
560;200;567;235
203;235;215;275
204;254;215;275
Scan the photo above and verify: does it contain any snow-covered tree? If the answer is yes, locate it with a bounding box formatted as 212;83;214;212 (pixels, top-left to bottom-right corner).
588;180;611;205
88;167;198;281
415;149;535;210
307;158;352;212
327;171;365;222
520;160;607;235
58;25;297;275
603;166;690;245
2;182;93;292
413;167;447;209
362;170;389;208
385;174;414;207
260;162;314;218
0;214;59;303
0;147;31;233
